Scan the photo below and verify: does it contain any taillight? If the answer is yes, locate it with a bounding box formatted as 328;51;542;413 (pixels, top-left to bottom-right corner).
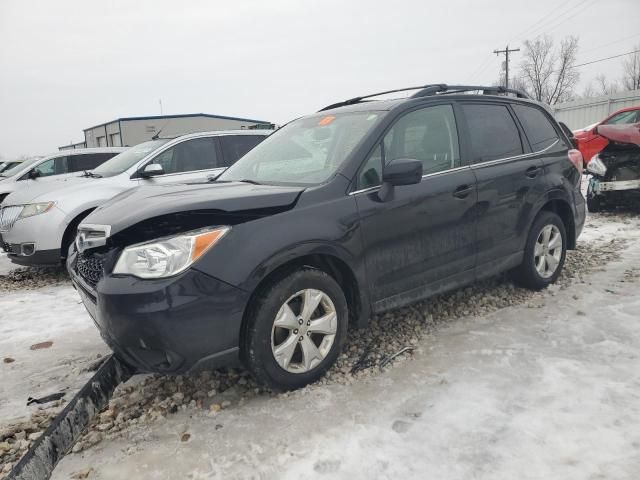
568;149;583;174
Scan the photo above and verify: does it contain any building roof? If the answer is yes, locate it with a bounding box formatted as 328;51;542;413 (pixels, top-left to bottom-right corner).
83;113;272;132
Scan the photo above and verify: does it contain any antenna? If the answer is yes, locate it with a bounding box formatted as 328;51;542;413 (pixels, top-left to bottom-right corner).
159;98;163;115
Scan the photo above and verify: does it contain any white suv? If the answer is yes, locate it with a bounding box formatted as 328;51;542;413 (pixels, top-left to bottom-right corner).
0;130;269;266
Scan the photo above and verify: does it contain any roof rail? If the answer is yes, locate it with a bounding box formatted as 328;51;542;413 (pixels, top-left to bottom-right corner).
412;84;530;99
319;83;529;111
319;84;446;111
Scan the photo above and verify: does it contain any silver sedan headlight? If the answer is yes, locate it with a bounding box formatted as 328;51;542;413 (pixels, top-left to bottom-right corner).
113;226;230;279
18;202;55;219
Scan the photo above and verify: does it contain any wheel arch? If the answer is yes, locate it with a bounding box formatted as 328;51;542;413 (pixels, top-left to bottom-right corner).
240;245;370;344
61;207;97;258
533;194;577;250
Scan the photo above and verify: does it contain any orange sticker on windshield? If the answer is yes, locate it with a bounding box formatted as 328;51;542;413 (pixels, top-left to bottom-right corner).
318;115;335;126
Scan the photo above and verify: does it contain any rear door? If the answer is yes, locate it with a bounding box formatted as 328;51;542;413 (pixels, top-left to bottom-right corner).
140;136;224;185
459;101;545;275
354;103;477;311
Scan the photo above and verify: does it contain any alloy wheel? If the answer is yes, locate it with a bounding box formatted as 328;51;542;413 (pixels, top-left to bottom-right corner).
534;224;563;279
271;289;337;373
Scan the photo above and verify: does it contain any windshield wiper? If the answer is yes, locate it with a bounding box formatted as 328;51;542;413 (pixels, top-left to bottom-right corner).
81;170;103;178
237;179;261;185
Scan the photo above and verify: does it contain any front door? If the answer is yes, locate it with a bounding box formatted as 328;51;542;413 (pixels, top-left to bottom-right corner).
354;104;477;312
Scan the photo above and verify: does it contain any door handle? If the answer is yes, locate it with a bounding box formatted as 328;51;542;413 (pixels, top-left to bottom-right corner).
453;185;472;199
526;166;541;178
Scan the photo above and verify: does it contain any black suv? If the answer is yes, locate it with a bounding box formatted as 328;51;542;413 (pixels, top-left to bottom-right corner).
68;84;585;390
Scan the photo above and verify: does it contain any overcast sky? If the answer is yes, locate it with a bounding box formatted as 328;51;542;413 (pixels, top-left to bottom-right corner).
1;0;639;158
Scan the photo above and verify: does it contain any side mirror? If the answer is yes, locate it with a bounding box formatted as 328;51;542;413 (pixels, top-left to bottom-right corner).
28;169;40;180
383;158;423;186
140;163;164;178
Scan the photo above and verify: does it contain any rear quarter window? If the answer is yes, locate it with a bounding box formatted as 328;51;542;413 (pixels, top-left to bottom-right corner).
461;104;523;163
512;104;560;152
220;135;265;166
70;152;118;171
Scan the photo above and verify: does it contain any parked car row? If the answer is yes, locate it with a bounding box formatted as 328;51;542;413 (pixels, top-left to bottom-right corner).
0;83;590;390
0;132;268;265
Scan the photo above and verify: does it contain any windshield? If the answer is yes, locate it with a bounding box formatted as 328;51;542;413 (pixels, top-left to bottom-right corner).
0;162;17;173
0;157;39;177
218;111;382;186
92;140;169;177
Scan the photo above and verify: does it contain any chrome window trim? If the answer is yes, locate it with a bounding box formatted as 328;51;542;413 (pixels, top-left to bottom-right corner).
348;139;560;196
349;165;471;196
470;139;560;168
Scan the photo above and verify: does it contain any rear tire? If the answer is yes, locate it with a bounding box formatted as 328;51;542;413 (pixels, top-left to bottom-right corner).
513;211;567;291
242;268;348;391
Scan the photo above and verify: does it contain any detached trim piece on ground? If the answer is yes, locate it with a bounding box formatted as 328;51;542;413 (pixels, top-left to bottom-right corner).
8;356;133;480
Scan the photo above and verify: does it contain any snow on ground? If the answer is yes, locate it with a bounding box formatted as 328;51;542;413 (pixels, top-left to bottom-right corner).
1;212;640;479
0;251;108;424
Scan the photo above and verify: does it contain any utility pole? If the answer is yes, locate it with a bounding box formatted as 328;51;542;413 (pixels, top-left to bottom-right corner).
493;45;520;88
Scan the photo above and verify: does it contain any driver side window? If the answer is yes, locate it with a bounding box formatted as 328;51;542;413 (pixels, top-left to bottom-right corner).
356;104;460;189
147;137;219;175
33;156;69;177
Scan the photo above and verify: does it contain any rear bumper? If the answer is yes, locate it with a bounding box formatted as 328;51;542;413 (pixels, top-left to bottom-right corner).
67;250;250;374
573;189;586;243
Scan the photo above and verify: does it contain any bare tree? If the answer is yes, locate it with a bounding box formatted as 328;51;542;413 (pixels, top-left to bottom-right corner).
518;35;580;104
621;44;640;91
595;74;619;95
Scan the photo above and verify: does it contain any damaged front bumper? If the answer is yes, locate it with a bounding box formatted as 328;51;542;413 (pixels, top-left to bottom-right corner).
594;179;640;192
67;249;250;374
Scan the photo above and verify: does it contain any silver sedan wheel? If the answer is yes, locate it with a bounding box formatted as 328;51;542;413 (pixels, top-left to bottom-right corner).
534;224;563;279
271;289;338;374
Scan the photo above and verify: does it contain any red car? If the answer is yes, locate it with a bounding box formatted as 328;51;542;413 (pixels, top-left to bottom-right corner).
574;106;640;165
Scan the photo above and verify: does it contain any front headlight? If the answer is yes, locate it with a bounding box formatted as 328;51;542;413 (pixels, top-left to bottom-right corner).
19;202;55;219
586;154;607;176
113;226;230;279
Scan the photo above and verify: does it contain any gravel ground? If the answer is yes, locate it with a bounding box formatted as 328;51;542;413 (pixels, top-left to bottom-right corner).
0;265;68;292
0;212;636;477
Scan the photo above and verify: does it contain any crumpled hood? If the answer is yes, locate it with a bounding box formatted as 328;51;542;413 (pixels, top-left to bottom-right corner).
88;181;305;235
1;175;93;205
596;123;640;147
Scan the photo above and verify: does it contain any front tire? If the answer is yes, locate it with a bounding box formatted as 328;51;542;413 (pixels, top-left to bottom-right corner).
513;211;567;290
242;268;348;391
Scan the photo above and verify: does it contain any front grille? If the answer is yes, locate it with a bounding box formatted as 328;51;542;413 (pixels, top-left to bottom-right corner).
0;206;22;233
76;253;105;289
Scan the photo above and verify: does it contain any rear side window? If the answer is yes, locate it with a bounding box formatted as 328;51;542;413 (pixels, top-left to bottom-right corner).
513;104;559;152
462;104;523;163
149;137;220;174
69;152;118;172
220;135;265;166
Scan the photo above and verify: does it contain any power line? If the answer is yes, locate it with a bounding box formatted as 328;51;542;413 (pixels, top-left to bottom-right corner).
511;0;582;43
572;49;640;68
523;0;596;41
581;32;640;56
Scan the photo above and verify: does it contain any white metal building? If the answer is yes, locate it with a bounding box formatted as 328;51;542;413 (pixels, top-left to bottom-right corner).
552;89;640;130
60;113;272;150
